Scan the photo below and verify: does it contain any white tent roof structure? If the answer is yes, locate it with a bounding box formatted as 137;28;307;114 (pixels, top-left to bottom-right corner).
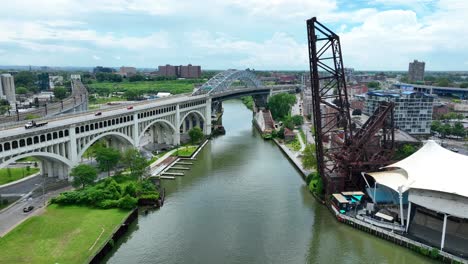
367;140;468;197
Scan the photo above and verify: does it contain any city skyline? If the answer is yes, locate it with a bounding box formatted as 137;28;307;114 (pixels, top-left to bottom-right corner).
0;0;467;70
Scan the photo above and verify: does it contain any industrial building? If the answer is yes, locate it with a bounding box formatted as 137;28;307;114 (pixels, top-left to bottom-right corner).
365;140;468;257
364;91;434;134
0;74;16;110
157;64;201;79
408;60;425;82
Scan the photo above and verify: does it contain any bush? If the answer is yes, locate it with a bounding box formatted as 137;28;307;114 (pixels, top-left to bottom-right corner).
98;199;119;209
118;195;138;209
124;182;137;197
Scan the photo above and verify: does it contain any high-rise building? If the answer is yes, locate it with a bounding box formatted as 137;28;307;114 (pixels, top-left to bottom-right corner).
0;74;17;110
119;66;137;77
157;64;201;78
364;91;434;134
408;60;425;82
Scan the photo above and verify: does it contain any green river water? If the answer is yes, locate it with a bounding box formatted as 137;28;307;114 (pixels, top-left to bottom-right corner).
106;100;432;264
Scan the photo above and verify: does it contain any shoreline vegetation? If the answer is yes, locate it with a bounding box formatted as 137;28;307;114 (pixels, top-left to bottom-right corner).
0;205;129;264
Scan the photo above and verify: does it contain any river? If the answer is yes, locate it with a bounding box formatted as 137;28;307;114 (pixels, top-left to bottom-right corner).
106;100;431;264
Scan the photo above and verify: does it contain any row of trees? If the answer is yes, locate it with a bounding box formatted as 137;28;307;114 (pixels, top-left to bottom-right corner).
431;121;466;138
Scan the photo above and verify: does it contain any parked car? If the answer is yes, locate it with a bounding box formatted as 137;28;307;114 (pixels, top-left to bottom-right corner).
95;112;102;116
23;206;34;213
127;106;133;110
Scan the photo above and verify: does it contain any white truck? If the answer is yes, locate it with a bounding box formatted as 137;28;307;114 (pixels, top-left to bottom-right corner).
24;120;48;129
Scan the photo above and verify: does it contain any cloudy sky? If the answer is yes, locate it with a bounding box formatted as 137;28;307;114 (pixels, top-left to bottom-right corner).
0;0;467;70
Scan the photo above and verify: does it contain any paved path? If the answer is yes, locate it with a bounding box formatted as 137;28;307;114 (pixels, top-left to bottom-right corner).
296;129;306;152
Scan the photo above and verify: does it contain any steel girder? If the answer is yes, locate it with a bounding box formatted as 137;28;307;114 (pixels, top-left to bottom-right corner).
192;69;263;96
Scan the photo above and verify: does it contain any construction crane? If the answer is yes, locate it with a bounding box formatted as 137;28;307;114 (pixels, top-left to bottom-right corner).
306;17;396;195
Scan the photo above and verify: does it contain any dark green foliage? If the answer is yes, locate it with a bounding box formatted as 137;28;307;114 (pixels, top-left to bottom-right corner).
14;71;38;92
394;144;418;160
188;127;204;144
241;96;254;110
117;195;138;209
70;164;98;189
95;146;121;176
122;148;149;180
124;89;142;100
302;144;317;170
367;81;380;89
52;176;152;210
16;87;29;95
460;83;468;88
96;72;122;82
128;75;145;82
282;116;295;130
291;115;303;126
268;93;296;120
308;172;323;197
53;87;68;100
124;182;137;197
278;127;285;139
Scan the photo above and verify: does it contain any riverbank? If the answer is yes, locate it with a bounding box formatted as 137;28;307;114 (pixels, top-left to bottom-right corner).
0;205;130;264
105;100;432;264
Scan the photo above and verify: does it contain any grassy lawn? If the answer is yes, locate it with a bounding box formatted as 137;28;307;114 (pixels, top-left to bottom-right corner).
172;145;198;157
88;79;203;95
0;204;130;264
286;135;302;152
0;168;40;185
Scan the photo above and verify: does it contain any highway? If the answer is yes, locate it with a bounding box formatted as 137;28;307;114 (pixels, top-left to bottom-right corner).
0;92;204;138
0;80;88;124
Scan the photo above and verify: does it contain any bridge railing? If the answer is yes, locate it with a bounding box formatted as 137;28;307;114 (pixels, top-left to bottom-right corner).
0;92;196;131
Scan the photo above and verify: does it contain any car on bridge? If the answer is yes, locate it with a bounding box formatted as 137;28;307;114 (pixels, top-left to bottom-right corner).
94;112;102;116
127;106;133;110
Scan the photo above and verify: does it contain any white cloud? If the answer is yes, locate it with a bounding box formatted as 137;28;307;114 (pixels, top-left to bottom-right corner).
0;20;170;51
92;55;101;60
339;4;468;70
189;31;307;69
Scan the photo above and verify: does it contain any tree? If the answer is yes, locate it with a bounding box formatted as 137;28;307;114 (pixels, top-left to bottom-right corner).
460;83;468;88
441;123;452;138
94;146;121;176
16;87;29;95
452;122;466;138
122;148;148;180
302;144;317;169
70;164;97;189
282;116;295;130
14;71;38;92
292;115;304;126
367;81;380;89
394;144;418;160
267;93;296;120
53;87;68;100
188;127;204;144
128;75;145;82
124;89;142;100
431;120;442;134
436;78;451;87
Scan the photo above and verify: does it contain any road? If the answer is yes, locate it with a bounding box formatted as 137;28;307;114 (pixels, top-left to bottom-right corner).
0;186;71;237
0;174;42;195
0;92;201;138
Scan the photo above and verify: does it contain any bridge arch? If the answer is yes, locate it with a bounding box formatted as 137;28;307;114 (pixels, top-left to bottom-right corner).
0;152;73;170
180;110;206;133
139;119;178;146
78;131;135;159
192;69;263;96
140;119;176;142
